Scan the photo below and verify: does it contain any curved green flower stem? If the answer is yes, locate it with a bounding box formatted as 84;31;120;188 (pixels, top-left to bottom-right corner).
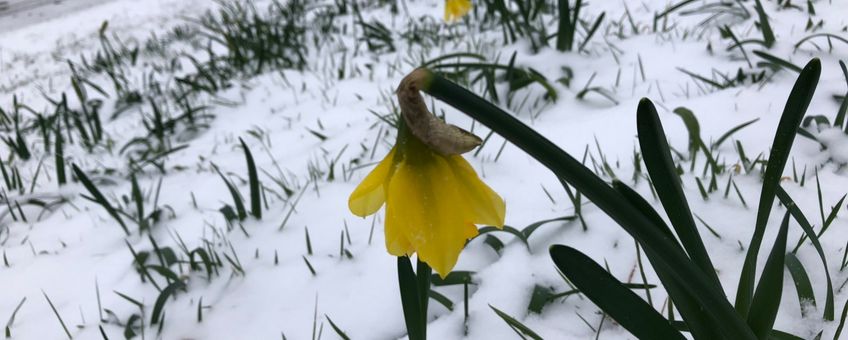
417;259;431;339
397;69;481;155
407;69;756;339
398;256;431;340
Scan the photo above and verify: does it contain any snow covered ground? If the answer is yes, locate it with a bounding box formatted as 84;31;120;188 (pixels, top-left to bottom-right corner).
1;0;848;339
0;0;123;37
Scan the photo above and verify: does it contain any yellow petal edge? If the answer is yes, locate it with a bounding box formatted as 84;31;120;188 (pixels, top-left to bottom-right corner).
348;148;396;217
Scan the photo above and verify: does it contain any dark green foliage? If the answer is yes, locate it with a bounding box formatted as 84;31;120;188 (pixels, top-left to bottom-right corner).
736;59;820;319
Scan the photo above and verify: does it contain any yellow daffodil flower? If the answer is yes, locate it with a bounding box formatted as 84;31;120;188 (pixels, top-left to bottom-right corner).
445;0;472;22
348;124;505;277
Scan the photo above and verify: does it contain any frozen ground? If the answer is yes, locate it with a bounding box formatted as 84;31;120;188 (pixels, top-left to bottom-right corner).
1;0;848;339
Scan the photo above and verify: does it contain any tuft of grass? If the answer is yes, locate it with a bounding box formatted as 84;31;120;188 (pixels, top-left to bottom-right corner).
73;164;129;235
192;0;307;76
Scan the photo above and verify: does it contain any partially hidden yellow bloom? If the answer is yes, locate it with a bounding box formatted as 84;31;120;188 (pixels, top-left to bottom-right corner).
444;0;472;22
349;124;505;277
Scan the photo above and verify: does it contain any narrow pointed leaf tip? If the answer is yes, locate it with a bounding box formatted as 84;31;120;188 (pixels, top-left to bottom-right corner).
736;58;821;318
549;245;686;340
636;98;721;291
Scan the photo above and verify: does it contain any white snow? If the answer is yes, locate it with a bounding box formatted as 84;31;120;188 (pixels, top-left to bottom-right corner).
1;0;848;339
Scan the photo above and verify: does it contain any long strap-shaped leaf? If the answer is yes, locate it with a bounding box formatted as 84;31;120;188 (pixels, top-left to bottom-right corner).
747;211;791;339
550;245;686;340
776;187;835;320
613;181;723;340
637;100;722;290
419;70;756;339
735;59;821;318
785;252;816;317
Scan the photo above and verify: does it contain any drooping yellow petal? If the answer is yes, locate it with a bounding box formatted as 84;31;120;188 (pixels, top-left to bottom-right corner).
384;165;414;256
348;148;397;217
444;0;472;22
418;154;480;277
446;156;506;227
387;149;479;277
